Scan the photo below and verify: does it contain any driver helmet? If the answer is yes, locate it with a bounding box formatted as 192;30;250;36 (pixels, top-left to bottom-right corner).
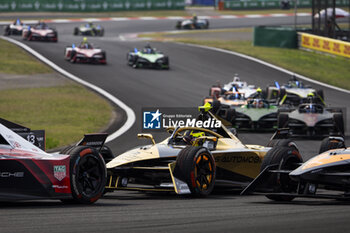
83;37;88;43
183;131;205;145
233;74;240;82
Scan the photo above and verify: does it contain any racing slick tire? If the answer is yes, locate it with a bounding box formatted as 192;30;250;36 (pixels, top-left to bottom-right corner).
277;113;289;128
70;51;77;63
175;21;182;29
226;108;236;123
260;146;302;201
319;137;346;153
174;146;216;196
24;31;32;41
100;145;115;164
279;88;286;99
61;146;106;204
74;27;79;35
333;113;344;135
211;100;221;114
266;139;298;151
4;26;10;36
99;29;104;37
316;89;324;101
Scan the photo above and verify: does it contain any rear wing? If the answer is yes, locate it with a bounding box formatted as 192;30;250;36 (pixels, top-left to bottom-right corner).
0;118;45;151
76;133;108;152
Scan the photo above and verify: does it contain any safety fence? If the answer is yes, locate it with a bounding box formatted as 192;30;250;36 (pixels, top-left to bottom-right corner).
0;0;185;12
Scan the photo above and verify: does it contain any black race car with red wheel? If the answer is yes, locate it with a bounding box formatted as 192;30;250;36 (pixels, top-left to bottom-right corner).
0;118;107;204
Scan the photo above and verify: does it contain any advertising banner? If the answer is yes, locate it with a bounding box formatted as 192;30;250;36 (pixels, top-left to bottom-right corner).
0;0;185;12
299;32;350;58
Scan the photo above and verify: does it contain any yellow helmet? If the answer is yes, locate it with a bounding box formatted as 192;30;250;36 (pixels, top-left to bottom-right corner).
307;92;315;97
257;87;262;93
190;131;205;138
83;37;88;42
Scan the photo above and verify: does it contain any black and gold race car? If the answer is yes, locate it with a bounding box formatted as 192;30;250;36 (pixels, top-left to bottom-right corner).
241;136;350;201
105;103;301;196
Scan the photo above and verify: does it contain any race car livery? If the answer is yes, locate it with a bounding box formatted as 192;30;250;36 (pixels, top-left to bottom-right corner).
3;19;28;36
209;75;258;98
127;46;169;69
204;91;248;108
74;23;104;36
214;98;279;131
242;136;350;201
0;118;106;203
175;18;209;29
267;76;324;106
65;43;107;64
277;103;344;137
104;103;298;196
22;22;57;42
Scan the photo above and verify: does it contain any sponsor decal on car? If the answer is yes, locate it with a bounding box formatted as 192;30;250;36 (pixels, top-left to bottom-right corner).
54;165;66;181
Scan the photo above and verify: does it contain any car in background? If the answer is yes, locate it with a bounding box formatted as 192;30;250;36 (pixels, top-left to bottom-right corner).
277;100;344;137
127;45;169;69
3;19;28;36
203;91;247;108
209;75;258;98
74;22;104;36
0;118;106;204
22;21;58;42
267;76;324;106
64;42;107;64
176;17;209;29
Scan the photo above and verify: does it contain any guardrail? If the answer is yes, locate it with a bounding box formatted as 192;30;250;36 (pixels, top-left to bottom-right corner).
299;32;350;58
0;0;185;12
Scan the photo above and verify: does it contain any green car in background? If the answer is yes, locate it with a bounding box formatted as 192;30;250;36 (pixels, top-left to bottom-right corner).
214;98;279;131
127;44;169;69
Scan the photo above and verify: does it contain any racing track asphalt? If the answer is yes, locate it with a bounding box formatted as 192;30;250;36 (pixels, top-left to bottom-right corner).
2;15;350;233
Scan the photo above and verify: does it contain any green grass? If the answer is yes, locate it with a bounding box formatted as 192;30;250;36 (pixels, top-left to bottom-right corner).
0;39;52;74
0;85;113;149
141;30;350;90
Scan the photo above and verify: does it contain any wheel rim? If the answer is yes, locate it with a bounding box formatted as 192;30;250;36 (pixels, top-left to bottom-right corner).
194;153;214;191
77;155;103;196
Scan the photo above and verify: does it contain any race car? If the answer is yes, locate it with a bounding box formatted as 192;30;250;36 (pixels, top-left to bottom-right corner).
3;19;28;36
213;98;279;131
73;22;104;36
203;91;247;108
64;41;107;64
175;16;209;29
127;45;169;69
209;75;259;98
241;136;350;201
277;100;344;137
22;21;58;42
104;103;300;196
0;118;107;203
266;76;324;106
